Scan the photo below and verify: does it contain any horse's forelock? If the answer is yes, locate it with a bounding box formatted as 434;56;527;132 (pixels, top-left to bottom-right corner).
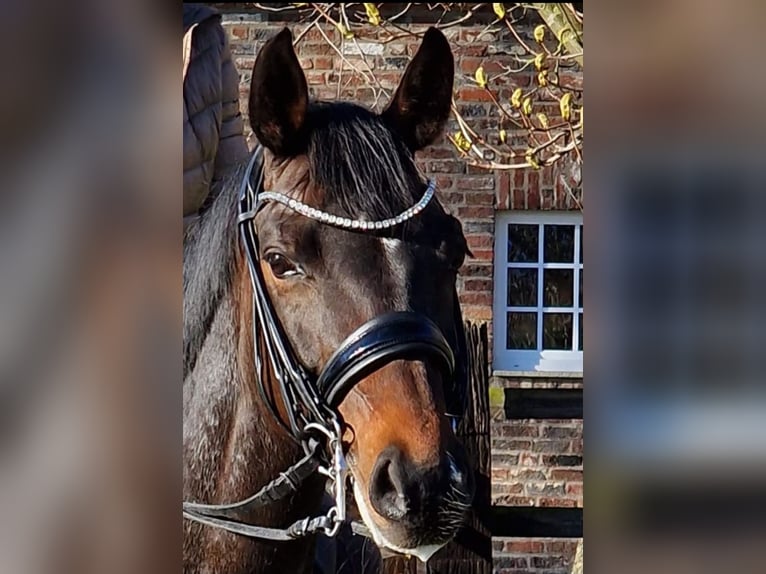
306;102;423;222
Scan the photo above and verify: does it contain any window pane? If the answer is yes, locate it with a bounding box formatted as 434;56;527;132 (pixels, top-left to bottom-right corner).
507;268;538;307
578;270;583;308
508;224;538;262
543;269;574;307
579;312;583;350
544;224;575;262
543;313;572;350
507;312;537;350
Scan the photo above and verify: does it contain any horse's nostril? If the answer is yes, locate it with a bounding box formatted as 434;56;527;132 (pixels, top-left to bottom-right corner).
369;447;411;521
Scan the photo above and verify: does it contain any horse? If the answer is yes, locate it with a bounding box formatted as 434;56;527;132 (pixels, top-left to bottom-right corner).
183;27;474;573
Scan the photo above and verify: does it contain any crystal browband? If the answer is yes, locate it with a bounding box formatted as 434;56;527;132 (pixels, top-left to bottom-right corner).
248;179;437;231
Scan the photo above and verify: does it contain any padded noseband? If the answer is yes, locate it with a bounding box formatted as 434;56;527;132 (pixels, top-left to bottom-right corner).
317;311;455;408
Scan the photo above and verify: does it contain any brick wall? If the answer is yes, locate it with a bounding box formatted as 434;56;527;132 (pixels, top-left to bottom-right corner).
221;9;582;573
492;418;583;508
494;539;580;574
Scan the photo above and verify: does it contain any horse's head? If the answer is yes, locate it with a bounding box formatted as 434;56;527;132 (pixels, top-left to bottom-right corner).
245;27;473;560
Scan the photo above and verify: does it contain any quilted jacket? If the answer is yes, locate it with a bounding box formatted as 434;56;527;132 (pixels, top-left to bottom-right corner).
183;4;249;217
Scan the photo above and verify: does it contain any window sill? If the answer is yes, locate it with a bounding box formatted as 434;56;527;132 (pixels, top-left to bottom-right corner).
492;370;583;379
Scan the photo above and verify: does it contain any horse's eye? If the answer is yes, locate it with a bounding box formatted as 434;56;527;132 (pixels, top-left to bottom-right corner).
264;252;300;279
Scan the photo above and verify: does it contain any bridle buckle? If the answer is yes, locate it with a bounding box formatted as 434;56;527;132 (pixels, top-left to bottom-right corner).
303;419;348;537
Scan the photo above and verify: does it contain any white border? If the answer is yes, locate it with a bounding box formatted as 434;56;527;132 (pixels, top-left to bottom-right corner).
493;211;583;373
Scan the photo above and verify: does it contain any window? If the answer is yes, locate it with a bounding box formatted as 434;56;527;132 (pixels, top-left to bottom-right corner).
493;211;583;373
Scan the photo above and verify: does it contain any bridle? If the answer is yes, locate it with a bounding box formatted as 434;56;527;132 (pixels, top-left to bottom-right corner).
183;145;468;542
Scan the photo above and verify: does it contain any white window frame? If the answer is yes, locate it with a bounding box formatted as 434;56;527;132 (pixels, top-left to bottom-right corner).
493;211;583;374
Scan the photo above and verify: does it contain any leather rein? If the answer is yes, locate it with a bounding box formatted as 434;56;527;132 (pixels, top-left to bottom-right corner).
183;146;459;542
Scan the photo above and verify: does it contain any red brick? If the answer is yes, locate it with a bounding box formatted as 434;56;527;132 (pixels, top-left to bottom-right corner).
422;147;458;159
465;278;492;291
466;234;493;250
466;165;492;176
495;556;528;574
545;540;579;554
528;170;540;193
491;468;509;481
511;468;547;480
500;423;540;437
527;189;541;209
543;454;582;467
532;440;571;453
512;187;526;208
465;192;496;206
458;87;494;102
376;72;403;89
539;497;577;507
305;72;327;86
559;72;583;91
541;186;553;209
461;262;492;277
496;171;511;209
456;45;489;57
298;28;325;43
457;206;494;219
460;291;492;306
313;56;334;70
440;191;464;205
504;540;544;553
495;495;534;506
462;176;496;191
468;249;493;262
543;425;581;439
462;305;492;321
566;483;583;496
230;26;249;40
493;453;519;466
550;469;583;481
428;160;465;174
352;88;375;103
532;555;568;569
519;453;539;466
493;482;524;494
299;43;334;56
526;482;566;496
459;57;507;75
493;439;532;451
542;165;554;187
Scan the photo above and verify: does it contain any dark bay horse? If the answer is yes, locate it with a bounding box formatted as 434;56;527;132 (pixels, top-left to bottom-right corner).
183;27;473;573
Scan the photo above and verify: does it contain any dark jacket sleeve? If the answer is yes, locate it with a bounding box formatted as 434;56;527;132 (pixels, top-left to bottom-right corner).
183;6;249;217
214;30;249;180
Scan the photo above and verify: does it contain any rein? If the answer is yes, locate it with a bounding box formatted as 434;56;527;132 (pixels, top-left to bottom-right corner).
183;146;459;542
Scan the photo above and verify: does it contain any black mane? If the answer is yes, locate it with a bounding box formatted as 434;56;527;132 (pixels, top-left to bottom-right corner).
307;102;423;220
183;101;424;378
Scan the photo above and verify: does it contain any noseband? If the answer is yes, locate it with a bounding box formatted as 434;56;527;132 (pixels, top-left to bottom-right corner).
184;145;467;542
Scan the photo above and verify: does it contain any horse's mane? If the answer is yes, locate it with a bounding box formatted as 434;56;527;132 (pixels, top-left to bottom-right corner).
183;159;242;380
307;102;422;220
183;101;425;379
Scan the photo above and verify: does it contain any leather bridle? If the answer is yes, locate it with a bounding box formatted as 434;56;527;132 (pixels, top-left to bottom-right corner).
183;146;468;542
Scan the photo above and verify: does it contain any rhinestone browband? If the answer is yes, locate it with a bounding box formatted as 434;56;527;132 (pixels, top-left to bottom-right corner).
254;179;436;231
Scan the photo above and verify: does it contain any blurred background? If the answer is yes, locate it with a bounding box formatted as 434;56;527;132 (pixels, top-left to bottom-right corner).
588;0;766;572
0;1;179;573
0;0;765;573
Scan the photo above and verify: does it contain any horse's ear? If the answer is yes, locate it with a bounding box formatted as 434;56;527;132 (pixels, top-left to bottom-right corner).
382;27;454;152
249;28;308;155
